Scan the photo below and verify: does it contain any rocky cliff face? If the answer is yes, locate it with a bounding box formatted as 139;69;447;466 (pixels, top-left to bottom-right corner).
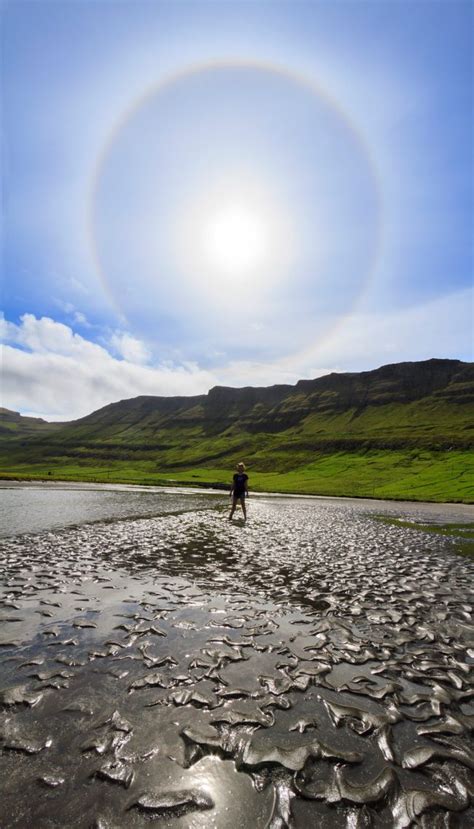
2;359;472;443
199;359;474;433
292;358;473;406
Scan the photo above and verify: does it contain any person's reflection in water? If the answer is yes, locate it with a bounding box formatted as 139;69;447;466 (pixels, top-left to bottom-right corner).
229;462;249;521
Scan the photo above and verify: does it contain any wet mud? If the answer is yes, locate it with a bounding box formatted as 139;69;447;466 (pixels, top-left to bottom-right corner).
0;496;473;828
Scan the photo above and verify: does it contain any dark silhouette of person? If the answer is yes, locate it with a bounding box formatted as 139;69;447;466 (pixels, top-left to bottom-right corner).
229;462;249;520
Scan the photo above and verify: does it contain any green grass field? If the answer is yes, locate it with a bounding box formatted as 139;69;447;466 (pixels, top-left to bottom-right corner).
1;449;472;503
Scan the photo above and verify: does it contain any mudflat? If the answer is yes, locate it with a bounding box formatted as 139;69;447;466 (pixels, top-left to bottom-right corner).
0;489;473;827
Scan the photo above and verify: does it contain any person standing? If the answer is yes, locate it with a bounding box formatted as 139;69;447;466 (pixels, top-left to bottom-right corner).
229;462;249;520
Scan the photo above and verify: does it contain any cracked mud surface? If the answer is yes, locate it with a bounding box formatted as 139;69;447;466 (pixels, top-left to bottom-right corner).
0;491;473;828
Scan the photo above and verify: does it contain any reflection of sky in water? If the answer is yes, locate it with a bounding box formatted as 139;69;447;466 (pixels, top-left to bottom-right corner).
0;485;219;536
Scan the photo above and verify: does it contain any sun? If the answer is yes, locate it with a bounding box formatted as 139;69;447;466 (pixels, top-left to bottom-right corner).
201;204;269;275
174;177;296;302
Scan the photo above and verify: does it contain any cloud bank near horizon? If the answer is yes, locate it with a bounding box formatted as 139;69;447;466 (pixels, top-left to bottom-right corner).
1;287;471;422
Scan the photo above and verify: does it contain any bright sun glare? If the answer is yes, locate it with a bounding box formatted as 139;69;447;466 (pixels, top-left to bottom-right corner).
201;205;269;274
176;179;295;303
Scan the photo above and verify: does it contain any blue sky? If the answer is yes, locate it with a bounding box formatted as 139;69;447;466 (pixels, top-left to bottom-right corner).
1;0;472;419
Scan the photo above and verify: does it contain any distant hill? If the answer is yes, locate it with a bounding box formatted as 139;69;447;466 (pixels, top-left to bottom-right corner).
0;408;59;437
1;358;473;502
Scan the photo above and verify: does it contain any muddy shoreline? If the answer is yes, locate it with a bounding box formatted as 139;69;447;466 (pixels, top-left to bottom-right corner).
1;493;473;827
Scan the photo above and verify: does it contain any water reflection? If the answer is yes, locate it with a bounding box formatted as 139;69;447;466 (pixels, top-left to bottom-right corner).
0;484;218;537
0;495;473;827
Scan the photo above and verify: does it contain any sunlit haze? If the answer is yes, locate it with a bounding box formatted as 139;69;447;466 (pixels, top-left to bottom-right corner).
201;205;270;276
177;176;294;307
1;1;472;420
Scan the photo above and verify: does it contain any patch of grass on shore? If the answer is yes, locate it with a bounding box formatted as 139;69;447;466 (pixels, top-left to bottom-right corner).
372;516;474;558
0;449;472;504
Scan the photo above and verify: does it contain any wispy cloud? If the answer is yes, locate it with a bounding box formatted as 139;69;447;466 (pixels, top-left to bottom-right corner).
304;287;473;370
53;299;91;328
203;288;472;387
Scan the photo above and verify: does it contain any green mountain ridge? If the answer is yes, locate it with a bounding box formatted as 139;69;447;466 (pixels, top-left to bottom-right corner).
1;358;473;502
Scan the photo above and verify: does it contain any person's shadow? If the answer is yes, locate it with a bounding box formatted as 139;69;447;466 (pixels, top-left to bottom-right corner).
231;517;247;526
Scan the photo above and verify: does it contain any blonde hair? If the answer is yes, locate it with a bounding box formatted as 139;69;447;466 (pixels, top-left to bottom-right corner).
237;462;246;471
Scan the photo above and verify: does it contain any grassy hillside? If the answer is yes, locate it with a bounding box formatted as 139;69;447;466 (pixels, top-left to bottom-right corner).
1;359;473;502
0;408;60;437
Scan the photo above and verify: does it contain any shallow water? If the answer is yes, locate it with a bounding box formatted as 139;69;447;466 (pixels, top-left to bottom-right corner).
0;483;219;537
0;487;473;828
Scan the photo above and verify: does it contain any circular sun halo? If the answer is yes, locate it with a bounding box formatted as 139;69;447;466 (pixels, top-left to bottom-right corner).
201;205;268;274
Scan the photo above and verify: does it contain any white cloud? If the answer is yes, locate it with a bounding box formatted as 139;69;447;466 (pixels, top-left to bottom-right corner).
1;292;471;422
109;331;150;364
1;313;100;357
0;315;216;421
